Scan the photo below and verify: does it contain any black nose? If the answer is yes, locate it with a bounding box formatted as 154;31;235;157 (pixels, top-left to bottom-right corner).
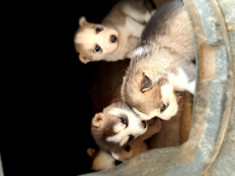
141;121;147;129
114;160;122;166
110;35;117;43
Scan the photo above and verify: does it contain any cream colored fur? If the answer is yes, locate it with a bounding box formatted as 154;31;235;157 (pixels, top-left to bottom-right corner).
88;118;161;171
74;0;154;63
121;0;196;121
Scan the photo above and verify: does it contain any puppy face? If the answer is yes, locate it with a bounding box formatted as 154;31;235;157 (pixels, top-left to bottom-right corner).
87;140;147;171
87;148;120;171
91;103;147;152
74;17;119;63
111;140;148;162
121;47;179;121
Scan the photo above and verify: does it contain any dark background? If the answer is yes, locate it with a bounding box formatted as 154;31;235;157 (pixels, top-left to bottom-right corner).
0;1;120;176
62;1;119;175
69;1;120;175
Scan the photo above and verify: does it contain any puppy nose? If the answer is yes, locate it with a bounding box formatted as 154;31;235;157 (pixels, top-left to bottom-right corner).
110;35;117;43
141;120;147;129
114;160;122;166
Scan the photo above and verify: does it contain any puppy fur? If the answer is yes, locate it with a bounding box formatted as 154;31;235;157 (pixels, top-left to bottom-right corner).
121;0;196;121
91;101;148;152
87;148;116;171
88;118;161;171
74;0;154;64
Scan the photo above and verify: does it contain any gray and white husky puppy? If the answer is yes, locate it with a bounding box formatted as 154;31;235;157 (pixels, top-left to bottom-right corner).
91;101;148;152
121;0;196;121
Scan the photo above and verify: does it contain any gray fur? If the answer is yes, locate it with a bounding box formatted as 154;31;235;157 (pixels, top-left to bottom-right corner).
141;0;183;45
121;0;196;120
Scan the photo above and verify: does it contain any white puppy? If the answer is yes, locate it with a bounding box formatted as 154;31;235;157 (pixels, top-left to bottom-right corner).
74;0;155;63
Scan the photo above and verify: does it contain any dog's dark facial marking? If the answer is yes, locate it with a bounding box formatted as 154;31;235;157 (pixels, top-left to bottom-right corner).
110;35;117;43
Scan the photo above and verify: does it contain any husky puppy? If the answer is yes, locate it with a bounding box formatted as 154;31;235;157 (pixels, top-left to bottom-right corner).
111;118;161;160
89;118;161;171
74;0;154;64
121;0;196;121
91;101;161;152
91;101;147;152
87;136;147;171
87;148;118;171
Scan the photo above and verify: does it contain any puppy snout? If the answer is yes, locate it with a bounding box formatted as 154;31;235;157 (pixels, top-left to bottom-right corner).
114;160;122;166
110;35;117;43
141;120;147;129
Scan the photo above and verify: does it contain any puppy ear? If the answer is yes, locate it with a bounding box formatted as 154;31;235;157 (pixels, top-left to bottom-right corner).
140;72;153;92
92;113;104;128
79;16;87;26
79;54;88;64
87;148;96;158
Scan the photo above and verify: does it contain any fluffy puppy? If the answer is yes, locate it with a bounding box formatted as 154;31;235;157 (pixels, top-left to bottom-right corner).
91;101;161;153
74;0;154;64
88;118;161;171
111;118;161;161
121;0;196;121
91;101;147;152
87;148;117;171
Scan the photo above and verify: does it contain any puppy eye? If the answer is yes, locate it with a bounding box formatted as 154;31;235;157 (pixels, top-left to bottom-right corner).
124;145;131;152
95;27;102;33
119;116;128;125
95;45;102;52
160;103;169;113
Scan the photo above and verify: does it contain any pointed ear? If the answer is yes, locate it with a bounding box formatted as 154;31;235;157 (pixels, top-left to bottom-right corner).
92;113;104;128
79;54;88;64
87;148;96;158
141;72;154;92
79;16;87;26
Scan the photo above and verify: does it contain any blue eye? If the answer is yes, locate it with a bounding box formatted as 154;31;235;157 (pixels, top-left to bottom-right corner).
119;116;127;125
95;45;100;52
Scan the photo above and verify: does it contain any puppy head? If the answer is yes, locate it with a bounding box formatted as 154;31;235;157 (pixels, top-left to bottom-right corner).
74;16;119;64
87;148;120;171
122;52;179;121
111;139;148;162
91;103;147;152
110;118;162;161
